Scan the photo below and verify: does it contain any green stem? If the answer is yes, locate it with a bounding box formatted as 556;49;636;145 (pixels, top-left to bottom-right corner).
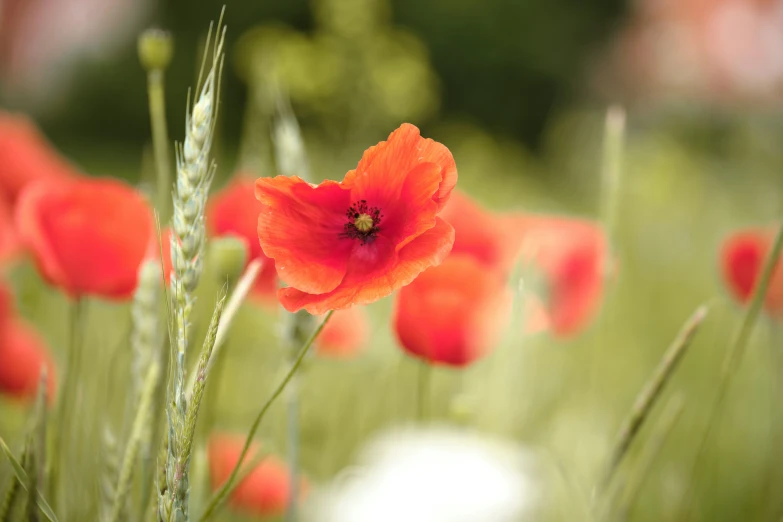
50;298;83;509
198;310;333;522
681;222;783;521
284;369;299;522
417;361;431;421
147;69;172;222
600;305;707;491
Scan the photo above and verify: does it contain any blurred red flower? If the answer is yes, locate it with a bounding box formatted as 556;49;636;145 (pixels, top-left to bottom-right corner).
0;283;56;403
515;216;609;337
16;177;154;300
721;227;783;316
439;190;521;278
256;123;457;314
316;306;370;358
0;112;79;205
207;176;278;304
394;255;512;366
208;434;305;517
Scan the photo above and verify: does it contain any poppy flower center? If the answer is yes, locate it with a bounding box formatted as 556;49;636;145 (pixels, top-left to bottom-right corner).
341;199;383;245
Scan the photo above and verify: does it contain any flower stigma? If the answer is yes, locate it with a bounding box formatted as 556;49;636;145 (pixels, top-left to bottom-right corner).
341;199;383;245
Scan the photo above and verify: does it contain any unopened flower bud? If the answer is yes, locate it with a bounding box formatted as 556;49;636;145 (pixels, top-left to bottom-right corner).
208;236;248;285
138;28;173;72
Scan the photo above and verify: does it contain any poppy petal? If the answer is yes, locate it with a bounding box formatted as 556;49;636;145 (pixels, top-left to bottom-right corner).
0;112;79;203
393;254;513;366
0;318;57;404
441;191;523;277
720;228;783;316
343;123;457;211
256;176;353;295
316;306;370;358
279;217;455;314
16;177;154;299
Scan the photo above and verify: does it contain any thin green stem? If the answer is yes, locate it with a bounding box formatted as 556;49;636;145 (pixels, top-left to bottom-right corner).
599;305;707;491
284;370;300;522
417;361;431;421
50;297;83;509
198;310;334;522
681;222;783;522
147;69;172;222
612;395;686;521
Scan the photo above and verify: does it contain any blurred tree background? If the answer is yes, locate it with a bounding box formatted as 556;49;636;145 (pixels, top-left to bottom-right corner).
16;0;626;161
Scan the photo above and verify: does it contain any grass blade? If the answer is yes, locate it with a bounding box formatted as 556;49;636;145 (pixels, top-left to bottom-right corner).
600;305;707;490
0;438;59;522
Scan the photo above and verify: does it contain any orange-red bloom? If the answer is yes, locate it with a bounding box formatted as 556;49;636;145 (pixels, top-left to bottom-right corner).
16;177;154;300
208;434;305;517
515;216;609;337
207;176;278;303
0;283;56;403
0;112;79;205
256;124;457;314
316;306;370;358
394;255;512;366
721;227;783;317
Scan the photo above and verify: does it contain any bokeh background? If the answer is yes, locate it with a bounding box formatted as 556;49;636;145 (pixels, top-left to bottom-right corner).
3;0;783;521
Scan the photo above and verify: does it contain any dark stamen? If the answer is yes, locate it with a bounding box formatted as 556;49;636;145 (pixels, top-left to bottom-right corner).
340;199;383;245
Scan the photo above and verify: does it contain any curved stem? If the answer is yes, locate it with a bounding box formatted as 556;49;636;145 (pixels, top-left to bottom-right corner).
198;310;334;522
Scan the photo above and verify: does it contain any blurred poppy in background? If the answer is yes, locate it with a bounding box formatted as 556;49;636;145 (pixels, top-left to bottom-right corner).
208;433;305;517
439;190;521;278
721;227;783;317
207;175;278;304
15;177;154;300
0;112;80;206
0;282;56;404
316;306;370;358
394;255;512;367
257;123;457;314
515;216;609;337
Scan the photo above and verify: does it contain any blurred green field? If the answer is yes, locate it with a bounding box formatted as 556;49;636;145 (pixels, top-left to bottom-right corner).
4;106;783;521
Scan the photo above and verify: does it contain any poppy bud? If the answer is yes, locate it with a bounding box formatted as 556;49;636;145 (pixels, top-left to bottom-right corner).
208;236;248;285
137;29;173;72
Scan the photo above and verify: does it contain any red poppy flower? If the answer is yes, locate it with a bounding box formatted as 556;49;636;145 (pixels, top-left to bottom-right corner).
316;306;370;358
721;227;783;316
0;283;56;403
394;255;512;367
515;216;609;337
15;177;154;300
0;111;79;205
208;434;305;517
207;176;278;303
439;190;521;278
256;123;457;314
